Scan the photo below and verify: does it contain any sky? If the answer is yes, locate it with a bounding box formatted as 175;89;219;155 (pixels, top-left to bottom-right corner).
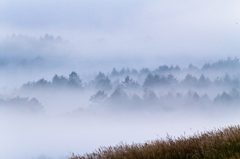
0;0;240;69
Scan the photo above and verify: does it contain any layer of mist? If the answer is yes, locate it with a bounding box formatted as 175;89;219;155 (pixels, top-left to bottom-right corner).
1;56;240;159
1;1;240;158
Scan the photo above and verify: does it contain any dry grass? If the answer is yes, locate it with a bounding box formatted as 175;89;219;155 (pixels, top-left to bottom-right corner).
69;125;240;159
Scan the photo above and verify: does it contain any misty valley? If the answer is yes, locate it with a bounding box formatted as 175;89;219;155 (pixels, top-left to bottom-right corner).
4;57;240;114
1;57;240;159
1;1;240;158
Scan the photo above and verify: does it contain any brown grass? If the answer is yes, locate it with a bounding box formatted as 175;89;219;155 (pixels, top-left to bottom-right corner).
69;125;240;159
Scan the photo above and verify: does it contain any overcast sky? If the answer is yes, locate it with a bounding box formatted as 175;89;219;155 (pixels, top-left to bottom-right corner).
0;0;240;67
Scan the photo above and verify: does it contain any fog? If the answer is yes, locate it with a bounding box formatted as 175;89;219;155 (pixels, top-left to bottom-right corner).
1;108;240;159
1;58;240;159
1;1;240;159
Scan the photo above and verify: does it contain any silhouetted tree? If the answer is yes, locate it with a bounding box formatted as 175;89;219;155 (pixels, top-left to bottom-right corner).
52;74;68;88
140;68;150;75
143;73;165;87
198;74;211;87
229;88;240;100
131;69;139;76
111;68;119;77
68;71;82;88
120;76;140;89
166;74;178;85
108;88;129;105
181;74;198;87
188;63;199;71
214;92;232;104
202;57;240;70
35;78;51;88
90;90;107;103
0;96;43;112
143;88;158;105
93;72;112;90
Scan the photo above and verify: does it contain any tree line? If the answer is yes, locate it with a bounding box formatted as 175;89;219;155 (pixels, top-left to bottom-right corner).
21;71;239;91
89;88;240;110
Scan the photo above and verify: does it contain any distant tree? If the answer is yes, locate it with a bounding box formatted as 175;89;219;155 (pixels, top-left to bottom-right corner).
202;63;211;70
7;96;29;106
214;92;232;104
143;73;166;87
229;88;240;100
223;73;239;87
175;65;181;71
111;68;119;77
108;88;129;104
223;73;231;84
52;74;68;87
27;98;44;112
35;78;51;88
0;96;43;112
68;71;82;88
21;82;34;90
202;57;240;70
181;74;198;87
154;65;169;73
166;74;178;85
131;69;139;76
188;63;199;70
120;68;126;75
90;90;107;103
198;74;211;87
186;90;200;102
143;88;158;104
139;68;150;75
93;72;112;90
120;76;140;89
213;73;239;88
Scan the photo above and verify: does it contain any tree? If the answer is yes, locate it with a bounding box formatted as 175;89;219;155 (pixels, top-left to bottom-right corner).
68;71;82;88
35;78;51;88
131;69;138;76
120;76;140;89
188;63;198;70
166;74;178;85
94;72;112;90
214;91;232;104
143;88;158;104
140;68;150;75
52;74;68;87
143;73;167;87
109;88;129;104
111;68;119;77
182;74;198;87
198;74;211;87
90;90;107;103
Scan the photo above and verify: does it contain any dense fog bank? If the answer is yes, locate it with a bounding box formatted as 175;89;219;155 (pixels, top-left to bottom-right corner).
1;57;240;158
1;105;240;159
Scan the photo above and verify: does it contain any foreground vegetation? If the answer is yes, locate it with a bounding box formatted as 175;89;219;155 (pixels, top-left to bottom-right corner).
70;125;240;159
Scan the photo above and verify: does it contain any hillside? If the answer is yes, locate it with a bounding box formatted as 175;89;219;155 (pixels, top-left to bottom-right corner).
70;125;240;159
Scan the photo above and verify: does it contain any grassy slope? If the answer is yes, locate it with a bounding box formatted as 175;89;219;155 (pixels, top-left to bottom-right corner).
70;125;240;159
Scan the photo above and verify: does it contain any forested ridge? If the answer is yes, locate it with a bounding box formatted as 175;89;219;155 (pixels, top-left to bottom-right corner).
4;57;238;112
